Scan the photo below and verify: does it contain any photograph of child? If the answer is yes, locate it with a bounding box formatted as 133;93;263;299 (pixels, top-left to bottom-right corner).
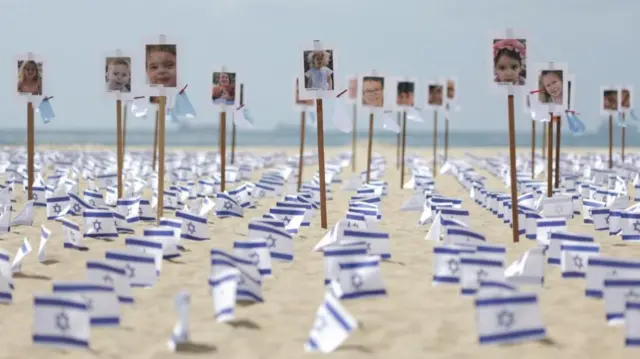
446;79;456;100
537;70;563;105
348;77;358;101
295;78;314;106
492;38;526;85
145;44;177;87
303;49;334;90
105;57;131;93
621;88;631;109
428;84;444;106
603;89;619;111
17;60;43;95
362;76;384;108
396;81;415;107
212;72;236;105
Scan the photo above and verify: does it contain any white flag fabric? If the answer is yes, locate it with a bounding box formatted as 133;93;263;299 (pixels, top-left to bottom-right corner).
603;278;640;325
86;260;133;304
38;225;51;262
52;281;120;326
10;200;33;226
105;249;158;288
333;255;386;300
233;239;272;277
474;293;546;344
585;256;640;298
83;209;118;239
32;294;91;349
175;210;210;241
168;290;191;351
11;238;32;273
627;300;640;347
208;267;239;323
60;217;87;251
560;241;600;278
304;292;358;353
331;100;353;133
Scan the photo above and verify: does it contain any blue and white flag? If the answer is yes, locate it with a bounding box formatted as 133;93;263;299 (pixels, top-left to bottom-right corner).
247;220;293;262
86;260;133;304
228;184;253;208
460;256;504;295
175;210;209;241
586;257;640;298
11;238;32;273
32;294;90;349
621;211;640;241
340;228;390;259
168;290;191;351
560;242;600;278
68;193;94;217
627;300;640;347
548;232;594;265
208;267;239;322
432;245;474;285
604;278;640;325
215;192;244;218
333;255;386;300
233;239;272;277
535;218;567;245
304;292;358;353
124;237;164;273
323;243;368;286
477;279;519;297
83;209;117;239
38;225;51;263
116;197;140;224
46;195;71;220
143;227;181;259
474;293;546;344
52;281;120;326
444;227;486;245
209;249;263;303
504;245;544;287
0;270;11;303
139;199;155;221
105;249;157;288
82;189;104;208
60;217;87;250
11;199;34;226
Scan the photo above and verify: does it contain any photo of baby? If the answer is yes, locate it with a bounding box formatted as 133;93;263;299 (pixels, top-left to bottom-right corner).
295;78;314;106
446;79;456;100
212;72;236;105
362;76;384;108
621;88;631;109
396;81;415;107
603;89;619;111
348;77;358;101
492;38;526;85
17;60;43;95
303;49;334;90
537;70;563;105
105;57;131;93
428;84;444;106
145;44;177;87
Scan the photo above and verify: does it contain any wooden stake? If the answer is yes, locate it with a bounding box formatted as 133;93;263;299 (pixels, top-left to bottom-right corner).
156;96;167;224
123;103;128;157
316;99;328;229
351;104;357;172
547;116;553;198
27;102;34;200
541;124;547;159
609;114;613;169
531;119;536;179
433;111;438;178
554;115;561;188
365;113;374;183
116;99;123;198
220;111;227;192
297;110;306;192
622;112;626;162
444;116;449;163
396;112;401;169
231;84;243;165
153;111;159;170
507;94;519;243
400;111;407;189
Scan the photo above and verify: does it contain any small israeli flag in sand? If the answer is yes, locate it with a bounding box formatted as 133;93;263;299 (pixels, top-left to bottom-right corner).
525;211;542;239
59;217;87;251
474;293;546;344
233;239;272;277
11;238;32;273
143;227;181;259
590;208;611;231
124;237;164;273
504;246;545;287
162;190;179;211
604;278;640;325
247;220;293;262
560;242;600;278
210;249;263;303
228;184;252;208
444;227;486;245
32;294;90;349
0;206;10;234
68;193;93;217
38;225;51;262
621;211;640;241
86;260;133;304
304;292;358;353
52;281;120;326
476;279;519;297
626;299;640;346
10;199;33;226
535;217;567;245
0;249;14;289
432;245;474;285
208;267;239;322
82;189;104;208
333;255;386;300
46;195;71;220
586;257;640;298
0;271;11;303
460;256;504;296
323;243;368;286
105;249;158;288
168;290;190;351
215;192;244;218
175;210;209;241
548;232;594;265
268;207;305;234
83;209;118;239
340;228;391;259
138;199;155;221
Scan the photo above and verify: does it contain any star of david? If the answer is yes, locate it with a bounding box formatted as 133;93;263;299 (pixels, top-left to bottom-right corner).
351;273;364;290
497;310;515;329
237;275;245;286
82;295;94;311
365;241;372;251
626;290;640;301
447;259;459;275
126;207;132;216
282;216;291;226
33;193;38;200
89;199;96;206
187;222;196;235
312;315;328;333
125;264;135;278
554;204;564;214
55;310;70;332
223;201;233;211
53;204;61;214
235;195;242;203
259;190;265;198
266;235;276;248
68;230;77;244
92;220;102;232
73;203;81;213
573;255;584;270
106;179;113;186
248;251;260;265
348;221;359;229
103;274;113;285
633;221;640;234
138;207;143;217
605;215;610;225
610;269;618;277
476;268;488;285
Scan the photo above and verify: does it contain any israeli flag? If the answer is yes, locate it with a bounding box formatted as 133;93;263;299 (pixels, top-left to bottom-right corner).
627;300;640;346
340;228;390;259
591;208;611;230
333;255;386;300
209;249;263;303
11;238;32;273
268;207;305;234
474;293;546;344
444;227;485;245
586;257;640;298
460;256;504;295
82;209;117;239
0;271;11;303
477;279;519;297
68;193;94;217
208;267;239;322
233;239;272;277
215;192;243;218
621;211;640;241
52;281;120;326
541;195;573;219
46;195;71;220
86;260;133;304
38;225;51;263
138;199;155;221
32;294;90;349
344;212;368;230
96;173;117;190
105;249;157;288
175;210;209;241
143;227;181;259
29;186;45;207
11;199;34;226
582;199;605;224
604;278;640;325
524;210;542;239
116;197;140;224
474;242;507;262
167;290;191;351
228;184;252;208
304;292;358;353
548;232;594;265
60;217;87;250
535;218;567;245
560;242;600;278
0;206;9;234
124;237;164;273
247;220;293;261
440;208;470;226
252;182;276;200
275;200;314;227
323;243;368;286
432;245;474;285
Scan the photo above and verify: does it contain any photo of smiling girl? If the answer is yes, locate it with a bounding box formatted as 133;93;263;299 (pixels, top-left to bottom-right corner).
105;57;131;93
537;70;563;105
17;60;42;95
145;44;177;87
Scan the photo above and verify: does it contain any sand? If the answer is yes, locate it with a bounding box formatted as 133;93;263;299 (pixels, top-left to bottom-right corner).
0;143;639;359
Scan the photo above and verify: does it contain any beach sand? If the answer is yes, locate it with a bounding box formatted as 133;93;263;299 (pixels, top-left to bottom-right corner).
1;143;638;359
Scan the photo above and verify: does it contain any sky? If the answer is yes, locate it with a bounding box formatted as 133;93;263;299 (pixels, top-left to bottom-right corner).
0;0;638;133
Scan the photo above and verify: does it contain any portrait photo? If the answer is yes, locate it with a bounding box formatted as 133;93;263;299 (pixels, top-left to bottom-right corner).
396;81;415;107
348;77;358;101
362;76;384;108
295;78;314;106
17;60;43;95
446;79;456;100
603;89;619;112
537;69;564;105
621;88;631;109
428;84;444;106
492;38;527;85
212;72;236;105
105;57;131;93
302;49;334;90
145;44;177;87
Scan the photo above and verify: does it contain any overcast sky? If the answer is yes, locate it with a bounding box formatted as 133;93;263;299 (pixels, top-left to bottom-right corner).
1;0;637;132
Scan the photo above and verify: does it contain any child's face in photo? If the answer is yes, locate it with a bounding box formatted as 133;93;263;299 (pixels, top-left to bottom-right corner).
622;89;630;108
446;81;455;99
106;63;130;90
494;54;521;83
146;50;176;87
218;72;230;86
541;72;562;99
604;91;618;110
397;91;414;106
429;86;443;105
312;53;324;69
363;79;383;107
23;62;38;80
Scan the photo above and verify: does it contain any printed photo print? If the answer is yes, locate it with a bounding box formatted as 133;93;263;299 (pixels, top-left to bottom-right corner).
537;69;564;105
105;57;131;93
396;81;415;107
362;76;384;108
17;60;43;95
212;72;236;105
428;84;444;106
145;44;177;87
303;49;334;90
492;38;527;85
603;89;619;111
621;88;631;109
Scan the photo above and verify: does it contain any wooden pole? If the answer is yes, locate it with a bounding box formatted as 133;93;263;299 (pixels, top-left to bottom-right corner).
116;99;123;198
123;103;128;157
547;116;553;198
220;111;227;192
156;96;167;224
27;102;34;200
622;112;626;162
365;113;374;183
297;110;306;192
400;111;407;189
444;117;449;163
554;116;561;188
609;114;613;169
531;119;536;179
231;84;243;165
541;124;547;159
507;94;519;243
351;104;357;172
433;111;438;178
396;112;401;169
153;111;159;170
316;99;328;229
